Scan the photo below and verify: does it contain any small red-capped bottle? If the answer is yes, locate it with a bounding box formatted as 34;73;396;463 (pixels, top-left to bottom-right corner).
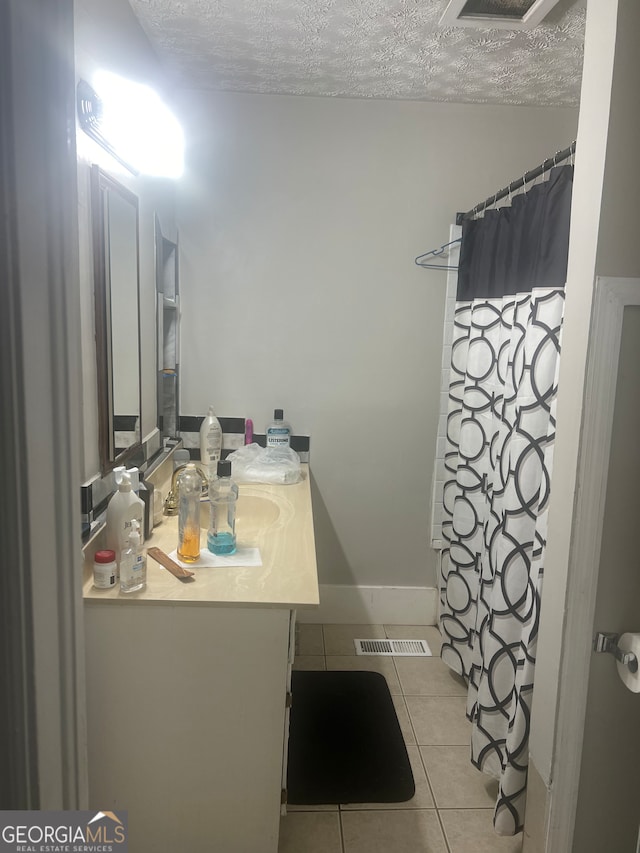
93;549;117;589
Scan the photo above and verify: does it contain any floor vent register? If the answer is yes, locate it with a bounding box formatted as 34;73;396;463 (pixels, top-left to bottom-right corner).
354;639;432;657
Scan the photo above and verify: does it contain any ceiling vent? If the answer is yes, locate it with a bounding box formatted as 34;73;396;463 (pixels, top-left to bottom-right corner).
439;0;561;29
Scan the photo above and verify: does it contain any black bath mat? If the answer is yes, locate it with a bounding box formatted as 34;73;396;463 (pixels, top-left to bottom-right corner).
287;670;415;805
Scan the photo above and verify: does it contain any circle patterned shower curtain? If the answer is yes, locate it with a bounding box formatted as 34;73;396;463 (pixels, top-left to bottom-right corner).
439;165;573;836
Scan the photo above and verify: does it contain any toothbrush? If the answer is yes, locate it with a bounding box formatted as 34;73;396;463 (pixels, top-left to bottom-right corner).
245;418;253;445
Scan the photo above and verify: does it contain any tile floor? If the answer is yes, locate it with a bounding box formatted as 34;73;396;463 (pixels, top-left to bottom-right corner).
279;624;523;853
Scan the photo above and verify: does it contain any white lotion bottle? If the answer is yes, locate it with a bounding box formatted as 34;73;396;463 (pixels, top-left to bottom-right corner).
265;408;292;449
200;405;223;480
106;468;144;578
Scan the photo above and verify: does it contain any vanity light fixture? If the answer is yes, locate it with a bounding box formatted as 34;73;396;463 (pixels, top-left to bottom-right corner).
439;0;561;29
77;78;137;174
77;71;184;179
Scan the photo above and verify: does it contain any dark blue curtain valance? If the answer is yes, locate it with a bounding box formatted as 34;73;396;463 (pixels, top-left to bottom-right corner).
457;164;574;301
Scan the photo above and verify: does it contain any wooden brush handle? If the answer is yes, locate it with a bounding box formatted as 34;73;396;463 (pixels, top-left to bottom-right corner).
147;547;195;580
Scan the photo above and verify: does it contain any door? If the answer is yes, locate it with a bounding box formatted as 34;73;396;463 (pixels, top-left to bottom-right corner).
571;303;640;852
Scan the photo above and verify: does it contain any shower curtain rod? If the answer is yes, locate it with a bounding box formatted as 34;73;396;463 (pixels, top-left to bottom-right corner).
456;141;576;225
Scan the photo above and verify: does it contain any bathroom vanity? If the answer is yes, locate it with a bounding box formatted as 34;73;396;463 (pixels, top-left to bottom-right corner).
82;466;318;853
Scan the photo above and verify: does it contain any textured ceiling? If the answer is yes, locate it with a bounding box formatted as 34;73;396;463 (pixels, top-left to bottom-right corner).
128;0;586;107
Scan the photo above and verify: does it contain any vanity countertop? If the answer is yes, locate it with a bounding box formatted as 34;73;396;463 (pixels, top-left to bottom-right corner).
83;465;319;609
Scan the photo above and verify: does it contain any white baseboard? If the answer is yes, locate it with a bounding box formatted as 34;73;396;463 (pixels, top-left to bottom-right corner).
297;584;438;625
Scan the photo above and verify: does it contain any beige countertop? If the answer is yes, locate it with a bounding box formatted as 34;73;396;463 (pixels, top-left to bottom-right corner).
83;465;319;609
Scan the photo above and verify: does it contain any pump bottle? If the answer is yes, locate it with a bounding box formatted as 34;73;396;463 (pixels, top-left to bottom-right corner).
106;468;144;578
120;519;146;593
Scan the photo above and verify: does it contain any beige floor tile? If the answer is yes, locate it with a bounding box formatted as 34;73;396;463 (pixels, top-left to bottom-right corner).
420;745;498;809
323;623;386;655
392;694;416;746
325;655;401;695
439;809;523;853
384;625;443;654
293;655;326;671
406;696;470;746
340;745;434;810
278;811;342;853
395;657;467;696
341;809;448;853
296;624;324;656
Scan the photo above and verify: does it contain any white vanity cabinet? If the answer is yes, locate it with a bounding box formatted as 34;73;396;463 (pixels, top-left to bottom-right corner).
83;469;317;853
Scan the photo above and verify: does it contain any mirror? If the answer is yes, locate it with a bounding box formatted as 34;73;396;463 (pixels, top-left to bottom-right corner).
91;165;142;472
155;216;180;440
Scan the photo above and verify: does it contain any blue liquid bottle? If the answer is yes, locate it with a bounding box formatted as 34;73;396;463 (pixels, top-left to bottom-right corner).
265;408;292;449
208;460;239;555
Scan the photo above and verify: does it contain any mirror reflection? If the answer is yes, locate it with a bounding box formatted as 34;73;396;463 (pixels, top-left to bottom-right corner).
91;165;142;472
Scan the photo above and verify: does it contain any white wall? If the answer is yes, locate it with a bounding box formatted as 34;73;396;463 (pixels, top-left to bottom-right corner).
176;92;577;589
74;0;177;481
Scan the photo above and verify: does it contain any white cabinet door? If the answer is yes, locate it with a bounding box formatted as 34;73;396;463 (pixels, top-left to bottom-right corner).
85;603;291;853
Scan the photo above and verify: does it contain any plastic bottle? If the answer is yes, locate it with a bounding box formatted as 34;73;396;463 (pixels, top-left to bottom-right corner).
177;463;203;562
200;406;223;479
93;549;117;589
208;460;238;555
120;520;147;593
265;408;292;449
106;468;144;578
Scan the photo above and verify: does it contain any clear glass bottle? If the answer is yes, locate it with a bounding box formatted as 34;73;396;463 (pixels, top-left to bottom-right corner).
177;462;203;562
265;408;292;449
208;460;238;555
120;520;146;593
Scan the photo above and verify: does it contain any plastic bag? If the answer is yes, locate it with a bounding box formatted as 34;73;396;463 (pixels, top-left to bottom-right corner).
226;443;301;485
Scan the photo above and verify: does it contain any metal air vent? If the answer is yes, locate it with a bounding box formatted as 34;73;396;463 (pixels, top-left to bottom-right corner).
439;0;560;29
354;639;432;657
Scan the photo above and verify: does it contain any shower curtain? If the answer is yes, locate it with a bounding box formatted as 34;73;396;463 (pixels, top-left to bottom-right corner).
439;165;573;836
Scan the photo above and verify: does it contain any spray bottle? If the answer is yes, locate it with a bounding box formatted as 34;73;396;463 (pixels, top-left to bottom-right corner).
120;519;146;593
